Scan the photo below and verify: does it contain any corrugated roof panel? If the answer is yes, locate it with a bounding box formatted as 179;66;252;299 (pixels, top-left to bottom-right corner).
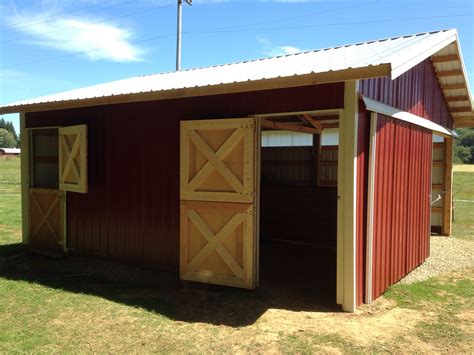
0;29;471;120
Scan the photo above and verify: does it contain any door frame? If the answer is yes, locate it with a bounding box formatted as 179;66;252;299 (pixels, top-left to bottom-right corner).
21;122;68;252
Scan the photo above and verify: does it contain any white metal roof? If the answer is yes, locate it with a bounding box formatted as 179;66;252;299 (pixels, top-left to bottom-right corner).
0;29;472;126
0;148;21;154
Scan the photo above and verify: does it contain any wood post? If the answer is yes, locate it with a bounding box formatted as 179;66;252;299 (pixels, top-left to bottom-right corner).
20;113;29;245
442;137;453;236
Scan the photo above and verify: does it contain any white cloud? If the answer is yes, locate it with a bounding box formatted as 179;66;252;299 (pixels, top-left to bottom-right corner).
6;13;145;62
256;36;303;57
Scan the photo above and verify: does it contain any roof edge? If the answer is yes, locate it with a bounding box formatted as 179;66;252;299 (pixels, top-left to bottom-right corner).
0;64;391;115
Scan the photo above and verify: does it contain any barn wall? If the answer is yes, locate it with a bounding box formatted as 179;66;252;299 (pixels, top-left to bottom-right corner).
356;59;449;304
371;114;432;299
359;58;453;128
26;83;344;269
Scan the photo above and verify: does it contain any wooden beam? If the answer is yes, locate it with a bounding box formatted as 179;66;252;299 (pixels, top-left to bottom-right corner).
441;83;466;90
261;119;320;134
446;95;469;102
303;114;323;131
432;54;459;63
431;206;442;212
322;123;339;129
437;70;463;77
454;118;474;128
450;106;472;113
432;183;444;190
442;138;453;236
20;113;29;245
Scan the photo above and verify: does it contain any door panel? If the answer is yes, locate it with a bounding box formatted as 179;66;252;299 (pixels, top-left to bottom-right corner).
29;188;65;250
59;124;88;193
180;118;257;289
431;141;445;233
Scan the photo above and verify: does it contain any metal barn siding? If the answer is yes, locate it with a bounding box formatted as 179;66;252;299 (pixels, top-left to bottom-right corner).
25;83;344;269
371;115;432;299
360;59;452;128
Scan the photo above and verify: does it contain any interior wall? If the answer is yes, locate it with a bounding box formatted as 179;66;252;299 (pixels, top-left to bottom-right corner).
260;185;337;247
25;83;344;270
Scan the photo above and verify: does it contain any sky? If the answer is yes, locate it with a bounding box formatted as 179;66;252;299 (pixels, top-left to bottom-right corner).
0;0;473;134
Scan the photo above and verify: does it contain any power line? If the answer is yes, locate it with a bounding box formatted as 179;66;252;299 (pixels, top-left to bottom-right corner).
1;3;173;45
0;0;130;33
187;13;473;35
0;13;472;70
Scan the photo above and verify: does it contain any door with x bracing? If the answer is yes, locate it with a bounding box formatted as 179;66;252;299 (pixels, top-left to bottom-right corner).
28;125;87;252
180;118;258;289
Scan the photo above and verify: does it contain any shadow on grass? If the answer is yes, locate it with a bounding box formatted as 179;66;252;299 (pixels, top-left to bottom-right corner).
0;242;340;327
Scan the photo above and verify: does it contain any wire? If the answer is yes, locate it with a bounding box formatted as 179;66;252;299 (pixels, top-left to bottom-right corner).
0;13;472;70
1;3;173;45
187;13;473;35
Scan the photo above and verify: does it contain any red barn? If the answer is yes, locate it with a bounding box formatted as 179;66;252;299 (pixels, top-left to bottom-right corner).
1;29;472;311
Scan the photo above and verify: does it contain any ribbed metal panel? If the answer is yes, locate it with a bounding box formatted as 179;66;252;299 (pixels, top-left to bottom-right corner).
359;59;453;128
371;115;432;299
26;83;344;269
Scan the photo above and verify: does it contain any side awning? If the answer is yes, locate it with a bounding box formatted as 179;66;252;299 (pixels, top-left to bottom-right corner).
362;96;455;137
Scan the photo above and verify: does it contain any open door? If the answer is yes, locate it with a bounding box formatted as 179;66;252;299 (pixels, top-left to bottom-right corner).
180;118;258;289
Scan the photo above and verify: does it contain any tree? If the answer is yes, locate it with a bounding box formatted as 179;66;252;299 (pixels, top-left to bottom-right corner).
454;128;474;164
0;128;16;148
0;118;19;146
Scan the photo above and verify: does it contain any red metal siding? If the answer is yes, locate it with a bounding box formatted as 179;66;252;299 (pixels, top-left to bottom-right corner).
26;83;344;269
360;58;452;128
371;115;432;299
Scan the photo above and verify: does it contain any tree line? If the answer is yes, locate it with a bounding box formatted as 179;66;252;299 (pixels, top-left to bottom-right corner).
0;118;20;148
454;128;474;164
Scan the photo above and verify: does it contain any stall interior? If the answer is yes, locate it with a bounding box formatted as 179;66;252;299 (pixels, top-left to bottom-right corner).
258;113;339;305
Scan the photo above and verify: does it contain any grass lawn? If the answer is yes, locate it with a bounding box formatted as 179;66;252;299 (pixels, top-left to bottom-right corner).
0;156;473;353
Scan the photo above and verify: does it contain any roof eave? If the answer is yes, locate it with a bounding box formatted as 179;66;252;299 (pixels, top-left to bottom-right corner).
0;64;391;115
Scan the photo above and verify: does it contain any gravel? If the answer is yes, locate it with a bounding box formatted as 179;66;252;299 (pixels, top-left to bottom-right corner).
399;236;474;284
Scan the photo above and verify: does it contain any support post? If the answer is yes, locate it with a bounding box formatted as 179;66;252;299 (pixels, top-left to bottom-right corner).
336;80;358;312
442;137;453;236
20;113;29;244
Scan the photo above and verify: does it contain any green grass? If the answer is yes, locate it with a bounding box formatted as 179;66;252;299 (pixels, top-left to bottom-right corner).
0;156;22;246
453;171;474;240
385;271;473;349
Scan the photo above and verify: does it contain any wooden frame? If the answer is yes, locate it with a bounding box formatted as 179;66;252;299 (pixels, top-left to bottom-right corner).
442;137;453;236
20;113;29;244
365;112;377;304
58;124;88;193
336;80;358;312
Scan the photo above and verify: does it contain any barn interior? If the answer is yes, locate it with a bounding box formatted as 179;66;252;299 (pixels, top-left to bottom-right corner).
258;113;339;306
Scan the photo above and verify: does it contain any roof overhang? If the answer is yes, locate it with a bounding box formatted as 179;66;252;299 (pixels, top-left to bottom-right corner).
0;64;391;115
430;38;474;128
362;96;454;137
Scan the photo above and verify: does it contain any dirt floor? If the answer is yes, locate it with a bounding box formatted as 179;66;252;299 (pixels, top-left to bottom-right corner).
1;247;472;353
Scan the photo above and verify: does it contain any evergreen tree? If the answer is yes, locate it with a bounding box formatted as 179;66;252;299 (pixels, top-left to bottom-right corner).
0;128;16;148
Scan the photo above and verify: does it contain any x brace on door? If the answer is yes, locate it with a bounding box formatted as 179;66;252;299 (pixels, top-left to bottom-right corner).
186;129;244;194
30;192;60;240
186;209;245;278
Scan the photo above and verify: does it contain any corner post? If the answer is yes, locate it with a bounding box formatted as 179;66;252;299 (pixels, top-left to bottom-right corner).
20;113;29;245
337;80;358;312
442;137;453;236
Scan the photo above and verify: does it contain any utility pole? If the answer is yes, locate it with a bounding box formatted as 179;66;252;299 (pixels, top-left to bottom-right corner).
176;0;192;71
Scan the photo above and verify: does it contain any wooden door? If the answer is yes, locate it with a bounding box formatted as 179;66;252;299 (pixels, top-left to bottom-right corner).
29;188;65;251
180;118;258;289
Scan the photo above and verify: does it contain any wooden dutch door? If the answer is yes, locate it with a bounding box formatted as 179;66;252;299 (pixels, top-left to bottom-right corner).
180;118;258;289
28;125;87;252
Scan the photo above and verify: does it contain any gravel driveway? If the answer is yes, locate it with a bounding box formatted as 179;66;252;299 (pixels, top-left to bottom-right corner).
400;236;474;284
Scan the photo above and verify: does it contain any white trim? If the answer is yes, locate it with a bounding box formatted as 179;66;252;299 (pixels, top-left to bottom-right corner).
365;112;377;304
362;96;453;137
391;33;457;79
20;113;29;245
337;80;358;312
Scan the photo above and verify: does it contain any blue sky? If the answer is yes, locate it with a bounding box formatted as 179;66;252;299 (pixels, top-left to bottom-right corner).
0;0;473;133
